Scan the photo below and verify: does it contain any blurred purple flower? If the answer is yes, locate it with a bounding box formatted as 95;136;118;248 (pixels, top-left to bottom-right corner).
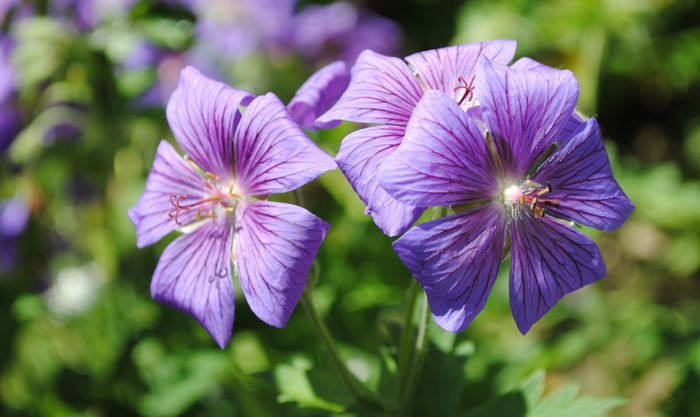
380;58;634;333
190;0;295;60
49;0;135;31
129;67;336;347
0;36;21;154
288;61;350;130
0;198;29;271
318;40;516;236
279;2;402;64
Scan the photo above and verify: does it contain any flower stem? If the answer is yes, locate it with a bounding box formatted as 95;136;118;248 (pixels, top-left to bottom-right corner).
397;294;430;417
396;280;419;395
300;289;378;407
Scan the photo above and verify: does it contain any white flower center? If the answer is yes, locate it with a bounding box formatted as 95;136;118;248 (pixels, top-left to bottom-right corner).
502;184;523;206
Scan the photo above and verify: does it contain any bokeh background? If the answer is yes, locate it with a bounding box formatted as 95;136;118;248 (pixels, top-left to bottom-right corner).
1;0;700;416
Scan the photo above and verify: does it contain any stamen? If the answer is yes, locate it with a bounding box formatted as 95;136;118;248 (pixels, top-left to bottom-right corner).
503;181;560;220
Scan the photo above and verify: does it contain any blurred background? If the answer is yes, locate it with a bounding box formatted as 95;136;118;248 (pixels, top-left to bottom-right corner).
1;0;700;416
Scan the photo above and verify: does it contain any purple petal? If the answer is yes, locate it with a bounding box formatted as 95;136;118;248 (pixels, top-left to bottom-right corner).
509;214;606;333
166;66;253;177
151;220;235;348
559;111;587;140
510;56;544;71
532;118;633;231
476;57;579;178
234;201;329;327
405;40;516;93
316;49;422;126
288;61;351;130
129;140;206;248
394;204;506;332
336;125;423;236
511;57;587;146
234;92;336;196
379;90;499;207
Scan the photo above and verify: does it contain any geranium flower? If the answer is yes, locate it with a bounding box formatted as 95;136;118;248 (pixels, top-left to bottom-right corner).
380;57;633;333
129;67;336;347
317;40;516;236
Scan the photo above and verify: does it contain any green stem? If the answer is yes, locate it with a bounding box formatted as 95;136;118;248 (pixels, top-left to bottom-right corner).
397;294;430;417
396;280;419;398
300;290;375;406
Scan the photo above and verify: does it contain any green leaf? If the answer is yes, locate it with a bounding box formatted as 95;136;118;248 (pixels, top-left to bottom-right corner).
464;371;624;417
274;356;350;412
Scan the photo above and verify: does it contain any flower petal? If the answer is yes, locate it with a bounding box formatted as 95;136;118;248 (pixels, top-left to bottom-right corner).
316;49;422;126
336;125;423;236
476;57;579;178
129;140;206;248
234;92;336;196
166;66;253;177
380;90;499;207
405;40;516;93
234;201;329;327
532;118;633;231
151;220;234;348
288;61;350;130
393;204;506;332
509;214;606;334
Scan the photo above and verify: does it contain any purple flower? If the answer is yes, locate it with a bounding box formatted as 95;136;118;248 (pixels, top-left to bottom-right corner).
0;198;29;271
190;0;296;60
288;61;350;130
379;57;633;333
129;67;336;347
0;36;21;154
49;0;135;32
279;2;402;64
317;40;516;236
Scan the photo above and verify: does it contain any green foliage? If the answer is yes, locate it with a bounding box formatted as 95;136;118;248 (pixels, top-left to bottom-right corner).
465;371;624;417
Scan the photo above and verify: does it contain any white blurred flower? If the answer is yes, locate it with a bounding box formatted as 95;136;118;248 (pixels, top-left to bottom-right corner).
46;262;106;317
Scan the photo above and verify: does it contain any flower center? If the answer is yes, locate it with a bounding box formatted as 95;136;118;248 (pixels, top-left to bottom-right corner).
502;184;523;205
500;180;559;219
168;173;241;225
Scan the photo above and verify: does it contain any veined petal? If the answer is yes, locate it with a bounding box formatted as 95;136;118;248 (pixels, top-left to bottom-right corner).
151;220;235;348
380;90;499;207
476;57;579;178
393;204;507;333
234;93;337;196
532;118;633;231
405;40;516;93
288;61;351;130
336;125;423;236
316;49;422;126
509;214;606;334
510;56;544;71
166;66;253;177
129;140;206;248
234;201;329;327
